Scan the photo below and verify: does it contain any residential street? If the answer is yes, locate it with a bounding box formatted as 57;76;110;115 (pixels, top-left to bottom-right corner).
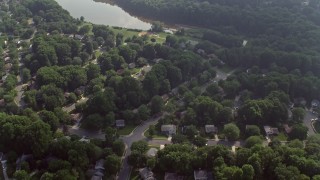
304;110;317;136
64;67;236;180
117;113;168;180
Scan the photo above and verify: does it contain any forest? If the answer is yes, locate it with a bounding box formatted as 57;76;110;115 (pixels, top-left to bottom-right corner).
0;0;320;179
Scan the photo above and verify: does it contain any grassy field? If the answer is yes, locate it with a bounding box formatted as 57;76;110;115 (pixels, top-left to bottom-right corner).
117;125;137;136
144;129;168;140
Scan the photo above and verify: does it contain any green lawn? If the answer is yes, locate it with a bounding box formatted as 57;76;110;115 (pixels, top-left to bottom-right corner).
314;121;320;133
144;129;168;140
117;125;137;136
148;144;160;149
111;27;141;39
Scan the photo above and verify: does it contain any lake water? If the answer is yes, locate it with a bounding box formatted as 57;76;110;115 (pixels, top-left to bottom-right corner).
55;0;152;30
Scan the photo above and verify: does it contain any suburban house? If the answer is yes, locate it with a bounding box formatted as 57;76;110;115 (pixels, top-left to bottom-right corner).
89;159;105;180
128;62;136;69
74;34;84;40
161;125;177;136
205;125;217;134
264;126;279;136
116;119;125;128
194;170;213;180
146;148;158;157
139;167;155;180
311;99;320;108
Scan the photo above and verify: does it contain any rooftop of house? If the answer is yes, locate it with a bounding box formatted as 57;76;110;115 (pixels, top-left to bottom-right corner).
139;167;155;180
161;125;177;133
194;170;213;180
264;126;279;135
116;119;125;127
128;62;136;69
312;99;320;107
146;148;158;157
95;159;105;170
205;125;217;133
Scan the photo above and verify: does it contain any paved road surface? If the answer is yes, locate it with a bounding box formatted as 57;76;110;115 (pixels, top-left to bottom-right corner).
117;113;167;180
62;97;88;113
200;68;235;94
303;110;317;136
66;67;236;180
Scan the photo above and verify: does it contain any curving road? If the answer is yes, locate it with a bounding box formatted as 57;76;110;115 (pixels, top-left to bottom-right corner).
117;113;167;180
65;67;235;180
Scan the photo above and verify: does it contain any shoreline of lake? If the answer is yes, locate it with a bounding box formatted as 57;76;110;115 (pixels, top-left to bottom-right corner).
55;0;152;30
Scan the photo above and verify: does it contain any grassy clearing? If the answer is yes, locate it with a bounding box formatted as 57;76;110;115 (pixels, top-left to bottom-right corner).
117;125;137;136
314;121;320;133
144;129;168;140
148;144;160;149
111;27;140;39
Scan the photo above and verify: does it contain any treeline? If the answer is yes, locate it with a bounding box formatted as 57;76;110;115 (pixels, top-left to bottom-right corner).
116;0;320;75
147;136;320;179
0;112;125;179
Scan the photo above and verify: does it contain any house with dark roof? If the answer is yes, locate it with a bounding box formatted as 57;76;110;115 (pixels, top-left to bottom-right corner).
264;126;279;136
161;125;177;136
116;119;125;128
139;167;155;180
90;159;105;180
205;125;217;134
194;170;213;180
